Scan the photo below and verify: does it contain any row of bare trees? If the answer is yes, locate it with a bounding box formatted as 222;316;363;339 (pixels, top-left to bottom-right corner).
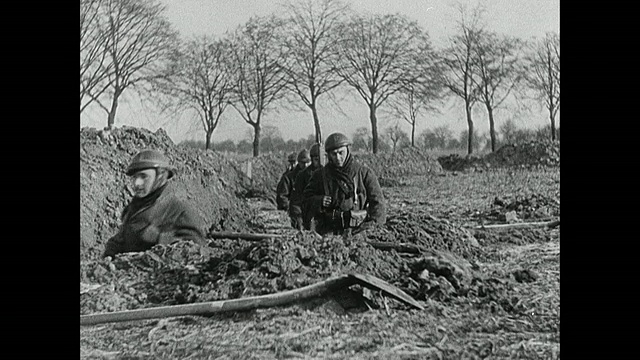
80;0;559;156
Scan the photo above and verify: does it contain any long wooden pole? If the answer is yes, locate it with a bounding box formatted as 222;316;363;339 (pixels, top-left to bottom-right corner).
81;275;353;326
474;219;560;230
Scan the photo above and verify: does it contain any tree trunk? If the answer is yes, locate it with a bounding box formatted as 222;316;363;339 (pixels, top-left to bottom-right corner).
550;112;556;141
465;101;474;155
369;104;379;154
205;128;213;151
311;103;322;144
106;90;121;130
252;123;261;157
487;104;496;152
411;117;416;147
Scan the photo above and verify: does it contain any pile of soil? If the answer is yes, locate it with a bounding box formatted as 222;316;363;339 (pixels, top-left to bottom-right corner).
80;126;255;261
465;192;561;224
80;233;409;315
372;210;481;259
438;140;560;171
237;154;290;203
355;147;443;186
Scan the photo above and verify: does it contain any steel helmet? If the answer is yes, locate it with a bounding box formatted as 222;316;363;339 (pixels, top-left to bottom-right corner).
287;152;297;162
297;149;311;162
126;149;176;179
310;143;321;157
325;132;351;152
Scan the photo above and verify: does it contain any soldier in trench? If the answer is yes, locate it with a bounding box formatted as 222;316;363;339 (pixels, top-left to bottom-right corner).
290;143;324;230
103;149;208;258
303;133;386;236
276;149;311;214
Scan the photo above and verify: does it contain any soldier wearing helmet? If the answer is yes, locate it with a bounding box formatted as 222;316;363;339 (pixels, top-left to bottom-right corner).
303;132;386;235
286;152;297;172
103;149;207;258
276;149;311;213
290;143;324;230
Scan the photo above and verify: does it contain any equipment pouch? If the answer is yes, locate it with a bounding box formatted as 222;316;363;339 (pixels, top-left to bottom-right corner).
348;210;368;228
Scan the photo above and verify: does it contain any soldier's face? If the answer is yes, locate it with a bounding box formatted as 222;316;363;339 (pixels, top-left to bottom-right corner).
129;169;157;198
299;160;311;169
328;146;349;167
311;155;321;167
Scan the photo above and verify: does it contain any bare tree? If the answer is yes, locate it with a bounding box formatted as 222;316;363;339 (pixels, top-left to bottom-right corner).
154;36;233;150
384;123;409;153
352;126;372;152
524;32;560;141
441;3;485;154
333;13;435;154
80;0;111;114
228;16;291;157
280;0;349;144
472;31;525;152
385;77;444;147
91;0;178;130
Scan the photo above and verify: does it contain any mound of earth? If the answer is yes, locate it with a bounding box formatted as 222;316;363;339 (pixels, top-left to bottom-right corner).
438;140;560;171
236;153;290;203
80;232;410;315
355;147;443;184
370;209;481;259
470;193;561;223
80;126;256;261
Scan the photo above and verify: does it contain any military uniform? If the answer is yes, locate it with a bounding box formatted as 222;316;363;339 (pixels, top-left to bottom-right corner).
303;154;386;235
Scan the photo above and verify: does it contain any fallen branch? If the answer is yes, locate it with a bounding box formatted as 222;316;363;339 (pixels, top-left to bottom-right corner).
208;231;286;241
81;274;353;326
366;241;423;254
81;273;424;326
473;219;560;230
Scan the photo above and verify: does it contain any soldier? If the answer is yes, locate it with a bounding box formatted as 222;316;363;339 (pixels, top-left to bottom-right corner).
290;143;324;230
303;133;386;236
276;149;311;213
103;149;207;258
285;152;297;172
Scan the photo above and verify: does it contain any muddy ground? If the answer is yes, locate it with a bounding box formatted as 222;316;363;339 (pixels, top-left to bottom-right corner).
80;127;559;359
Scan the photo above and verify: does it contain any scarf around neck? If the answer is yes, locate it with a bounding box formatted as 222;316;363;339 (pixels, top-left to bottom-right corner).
326;152;357;201
124;182;168;220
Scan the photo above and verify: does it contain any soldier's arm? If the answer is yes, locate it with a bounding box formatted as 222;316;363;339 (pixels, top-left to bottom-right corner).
140;202;207;247
363;167;387;224
103;232;125;258
302;170;325;218
275;175;291;210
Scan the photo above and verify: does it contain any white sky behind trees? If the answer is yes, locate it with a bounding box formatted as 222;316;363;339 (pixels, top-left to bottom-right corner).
80;0;560;144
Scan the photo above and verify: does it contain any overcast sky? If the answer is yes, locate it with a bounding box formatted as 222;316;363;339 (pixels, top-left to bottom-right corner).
80;0;560;144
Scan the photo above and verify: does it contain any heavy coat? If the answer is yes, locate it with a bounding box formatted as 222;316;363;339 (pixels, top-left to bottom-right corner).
275;166;304;211
103;184;206;257
290;163;323;229
303;155;386;235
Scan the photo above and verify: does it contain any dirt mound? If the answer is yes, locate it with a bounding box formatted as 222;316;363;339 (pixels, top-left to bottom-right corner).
237;154;289;203
370;210;481;259
355;147;443;184
463;192;560;226
80;126;255;261
80;233;408;315
438;140;560;171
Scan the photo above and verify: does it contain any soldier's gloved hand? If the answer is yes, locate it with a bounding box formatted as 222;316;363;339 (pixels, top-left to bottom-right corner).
322;196;332;208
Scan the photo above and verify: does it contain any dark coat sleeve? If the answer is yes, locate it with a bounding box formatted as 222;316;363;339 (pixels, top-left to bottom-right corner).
289;170;308;217
275;173;292;210
361;166;386;225
154;199;206;247
302;168;325;220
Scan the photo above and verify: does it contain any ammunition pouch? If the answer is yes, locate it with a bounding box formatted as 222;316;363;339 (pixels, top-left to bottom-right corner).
321;209;368;229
